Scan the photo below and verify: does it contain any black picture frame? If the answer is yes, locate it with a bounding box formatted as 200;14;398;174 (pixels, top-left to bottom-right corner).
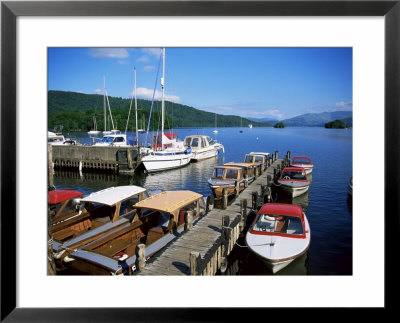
1;0;398;321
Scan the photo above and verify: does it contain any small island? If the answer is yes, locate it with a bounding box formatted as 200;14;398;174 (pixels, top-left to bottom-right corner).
324;119;348;129
274;122;285;128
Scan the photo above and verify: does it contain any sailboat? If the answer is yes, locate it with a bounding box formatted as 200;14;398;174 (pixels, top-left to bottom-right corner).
212;114;218;134
137;114;146;134
102;76;120;135
140;48;192;173
88;116;101;135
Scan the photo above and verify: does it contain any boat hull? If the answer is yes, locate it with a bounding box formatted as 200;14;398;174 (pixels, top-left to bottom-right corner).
245;215;311;274
141;152;191;173
277;181;310;198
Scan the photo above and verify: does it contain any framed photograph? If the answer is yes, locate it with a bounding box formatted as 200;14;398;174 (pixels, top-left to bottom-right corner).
1;0;398;320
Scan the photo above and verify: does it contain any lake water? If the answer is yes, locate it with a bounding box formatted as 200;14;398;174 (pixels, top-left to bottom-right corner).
53;126;353;275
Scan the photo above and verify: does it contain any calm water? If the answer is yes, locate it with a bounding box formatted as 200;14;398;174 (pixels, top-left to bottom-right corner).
53;127;353;275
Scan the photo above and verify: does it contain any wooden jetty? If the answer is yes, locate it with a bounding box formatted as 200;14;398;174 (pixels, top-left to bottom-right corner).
136;151;291;276
48;144;141;174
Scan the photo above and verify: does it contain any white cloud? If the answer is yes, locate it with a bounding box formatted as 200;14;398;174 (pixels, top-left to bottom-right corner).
137;55;149;62
94;89;103;95
335;101;353;110
141;48;162;57
133;87;180;103
266;109;284;119
143;65;155;72
88;48;129;59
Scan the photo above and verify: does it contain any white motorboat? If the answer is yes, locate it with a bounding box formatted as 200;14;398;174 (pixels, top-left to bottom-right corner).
48;131;78;145
290;156;314;175
140;48;192;173
246;203;311;273
93;131;129;146
184;135;224;161
277;167;310;198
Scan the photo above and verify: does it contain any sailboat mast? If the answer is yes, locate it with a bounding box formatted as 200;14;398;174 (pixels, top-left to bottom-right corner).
134;67;138;147
103;76;106;131
161;48;165;136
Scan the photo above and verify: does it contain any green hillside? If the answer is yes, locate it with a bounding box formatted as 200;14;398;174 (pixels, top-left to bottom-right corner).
48;90;269;132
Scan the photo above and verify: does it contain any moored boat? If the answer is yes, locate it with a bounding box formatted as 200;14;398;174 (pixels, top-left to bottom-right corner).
92;131;129;146
184;135;224;161
290;156;313;174
140;49;192;173
48;189;84;224
348;176;353;195
52;186;150;270
277;167;310;198
208;165;248;198
66;190;206;275
245;203;311;273
243;152;270;171
48;131;78;146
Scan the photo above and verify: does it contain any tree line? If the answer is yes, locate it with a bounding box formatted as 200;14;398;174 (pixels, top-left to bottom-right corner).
48;90;269;132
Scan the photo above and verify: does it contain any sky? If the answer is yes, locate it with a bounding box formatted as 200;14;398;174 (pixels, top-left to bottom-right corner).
48;47;352;120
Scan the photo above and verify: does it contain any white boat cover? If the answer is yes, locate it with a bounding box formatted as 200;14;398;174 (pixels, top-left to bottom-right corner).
79;186;147;206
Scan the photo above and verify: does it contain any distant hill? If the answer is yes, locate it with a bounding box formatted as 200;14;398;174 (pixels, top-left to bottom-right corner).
247;117;279;124
48;90;269;132
281;111;352;127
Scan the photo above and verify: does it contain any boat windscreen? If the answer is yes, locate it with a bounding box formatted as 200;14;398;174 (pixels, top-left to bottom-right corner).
252;215;304;235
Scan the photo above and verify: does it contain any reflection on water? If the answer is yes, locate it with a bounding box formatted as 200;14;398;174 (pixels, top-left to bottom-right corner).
52;127;352;275
143;156;220;197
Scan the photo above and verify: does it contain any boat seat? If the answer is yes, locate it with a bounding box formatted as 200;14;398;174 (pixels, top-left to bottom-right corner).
286;219;303;234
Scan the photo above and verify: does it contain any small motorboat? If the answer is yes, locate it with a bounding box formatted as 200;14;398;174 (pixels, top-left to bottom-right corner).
244;152;270;172
66;190;206;275
48;131;78;146
93;131;129;146
184;135;224;161
277;167;310;198
208;165;247;198
290;156;313;174
348;176;353;195
48;189;84;224
245;203;311;273
52;185;150;270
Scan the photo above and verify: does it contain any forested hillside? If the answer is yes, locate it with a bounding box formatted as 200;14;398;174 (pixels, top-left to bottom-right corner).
48;90;267;132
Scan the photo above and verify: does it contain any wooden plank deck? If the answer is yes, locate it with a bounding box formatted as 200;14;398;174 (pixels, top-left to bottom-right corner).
136;157;284;276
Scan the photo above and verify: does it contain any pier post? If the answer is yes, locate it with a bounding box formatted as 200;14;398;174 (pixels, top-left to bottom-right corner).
239;199;248;231
252;191;258;210
235;181;240;197
254;167;259;179
127;149;133;169
287;151;291;165
206;195;214;212
244;175;249;188
184;211;193;231
275;150;279;161
222;188;228;209
135;244;146;271
48;144;54;189
190;251;200;275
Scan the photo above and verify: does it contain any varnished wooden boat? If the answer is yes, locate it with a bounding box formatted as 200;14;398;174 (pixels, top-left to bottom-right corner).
65;190;206;275
52;186;150;271
207;165;246;198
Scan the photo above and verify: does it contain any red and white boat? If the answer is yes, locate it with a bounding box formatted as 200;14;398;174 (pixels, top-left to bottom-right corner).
290;156;313;174
277;167;310;198
245;203;311;273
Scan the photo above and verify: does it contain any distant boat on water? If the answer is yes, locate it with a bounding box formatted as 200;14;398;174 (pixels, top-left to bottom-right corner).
212;113;218;133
